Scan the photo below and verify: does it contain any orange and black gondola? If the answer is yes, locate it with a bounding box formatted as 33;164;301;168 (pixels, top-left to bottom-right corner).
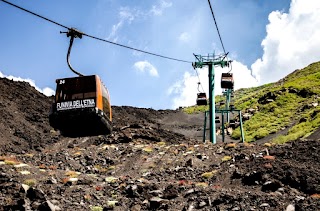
49;28;112;137
49;75;112;136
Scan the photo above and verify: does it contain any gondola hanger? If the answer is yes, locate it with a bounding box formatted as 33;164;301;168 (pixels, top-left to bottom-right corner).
60;28;84;77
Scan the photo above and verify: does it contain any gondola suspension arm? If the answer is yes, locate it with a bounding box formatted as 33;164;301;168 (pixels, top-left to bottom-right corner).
197;82;202;93
61;28;84;77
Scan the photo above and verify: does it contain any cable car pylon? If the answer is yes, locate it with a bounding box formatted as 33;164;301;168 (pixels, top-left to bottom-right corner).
192;53;231;144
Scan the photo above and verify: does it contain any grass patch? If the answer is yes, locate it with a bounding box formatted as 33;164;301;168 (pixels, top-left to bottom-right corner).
183;105;208;114
23;179;37;187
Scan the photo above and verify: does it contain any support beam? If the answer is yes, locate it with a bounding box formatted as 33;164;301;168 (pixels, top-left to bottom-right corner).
239;111;245;143
203;111;208;143
221;110;225;142
208;64;216;144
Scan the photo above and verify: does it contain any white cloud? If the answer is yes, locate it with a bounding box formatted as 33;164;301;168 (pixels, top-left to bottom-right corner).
119;7;136;23
0;71;55;96
42;87;55;96
178;32;190;42
252;0;320;83
107;7;141;41
150;0;172;16
169;0;320;108
133;60;159;77
107;1;172;42
107;21;122;41
167;71;201;108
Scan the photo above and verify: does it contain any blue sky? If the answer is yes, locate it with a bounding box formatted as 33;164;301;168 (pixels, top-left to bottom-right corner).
1;0;319;109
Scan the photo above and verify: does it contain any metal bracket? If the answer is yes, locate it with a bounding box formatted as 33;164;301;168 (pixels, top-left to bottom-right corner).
192;53;232;69
61;28;84;77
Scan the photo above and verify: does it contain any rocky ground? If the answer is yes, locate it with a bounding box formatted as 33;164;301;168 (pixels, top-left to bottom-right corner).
0;78;320;210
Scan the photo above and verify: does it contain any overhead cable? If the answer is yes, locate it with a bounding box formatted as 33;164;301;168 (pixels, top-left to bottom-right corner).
0;0;192;63
207;0;226;55
0;0;69;29
82;33;192;63
195;69;205;93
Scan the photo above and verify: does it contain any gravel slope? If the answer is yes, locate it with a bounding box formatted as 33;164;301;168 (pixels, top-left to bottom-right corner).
0;78;320;210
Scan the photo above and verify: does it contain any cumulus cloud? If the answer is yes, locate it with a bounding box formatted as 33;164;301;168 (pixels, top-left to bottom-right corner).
0;71;55;96
134;61;159;77
168;71;201;109
150;0;172;16
252;0;320;83
169;0;320;108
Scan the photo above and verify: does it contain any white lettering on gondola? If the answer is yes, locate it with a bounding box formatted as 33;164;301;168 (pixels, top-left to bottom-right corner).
222;78;233;81
57;99;95;111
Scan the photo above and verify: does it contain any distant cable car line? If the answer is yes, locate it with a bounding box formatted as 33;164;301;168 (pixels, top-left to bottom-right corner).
0;0;192;63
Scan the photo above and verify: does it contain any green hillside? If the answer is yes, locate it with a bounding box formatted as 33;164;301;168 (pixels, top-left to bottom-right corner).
185;61;320;143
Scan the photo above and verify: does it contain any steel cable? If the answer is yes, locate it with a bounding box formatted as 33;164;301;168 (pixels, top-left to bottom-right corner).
0;0;192;63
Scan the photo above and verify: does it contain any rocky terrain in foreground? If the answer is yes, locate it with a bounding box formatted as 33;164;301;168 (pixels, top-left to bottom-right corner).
0;78;320;210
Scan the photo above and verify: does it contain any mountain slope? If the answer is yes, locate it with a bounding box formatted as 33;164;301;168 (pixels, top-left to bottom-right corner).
0;74;319;210
0;78;200;154
233;61;320;143
0;78;56;153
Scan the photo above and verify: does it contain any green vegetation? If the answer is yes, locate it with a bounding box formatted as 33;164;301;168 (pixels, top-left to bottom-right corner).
23;179;37;187
184;61;320;143
91;206;103;211
183;105;208;114
273;107;320;143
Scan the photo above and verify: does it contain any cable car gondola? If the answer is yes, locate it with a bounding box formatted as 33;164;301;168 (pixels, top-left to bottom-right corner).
196;92;208;106
49;28;112;136
49;75;112;136
221;73;234;89
196;82;207;106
